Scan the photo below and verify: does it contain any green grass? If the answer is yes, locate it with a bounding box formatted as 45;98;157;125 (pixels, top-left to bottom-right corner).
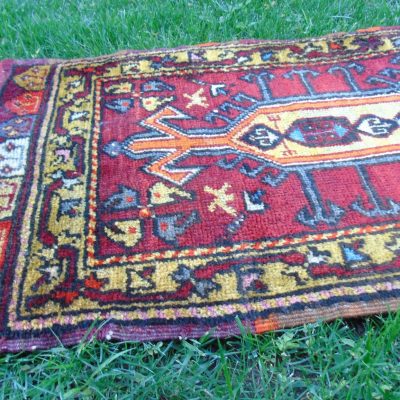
0;0;400;59
1;0;400;398
1;316;400;399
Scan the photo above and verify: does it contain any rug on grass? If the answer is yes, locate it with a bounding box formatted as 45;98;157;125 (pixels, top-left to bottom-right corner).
1;27;400;351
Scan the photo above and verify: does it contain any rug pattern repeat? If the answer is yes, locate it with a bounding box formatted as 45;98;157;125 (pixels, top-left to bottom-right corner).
1;27;400;351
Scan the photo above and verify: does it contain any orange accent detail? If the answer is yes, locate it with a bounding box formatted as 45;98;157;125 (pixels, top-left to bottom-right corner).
254;242;262;250
357;26;382;33
330;42;342;50
139;208;152;219
255;315;280;333
5;91;43;115
54;291;79;305
197;42;219;47
84;273;103;290
0;220;11;270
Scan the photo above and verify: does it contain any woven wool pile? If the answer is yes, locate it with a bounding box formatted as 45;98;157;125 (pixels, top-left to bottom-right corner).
0;27;400;351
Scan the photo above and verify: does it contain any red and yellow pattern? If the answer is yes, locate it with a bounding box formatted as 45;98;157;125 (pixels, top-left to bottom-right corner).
1;27;400;351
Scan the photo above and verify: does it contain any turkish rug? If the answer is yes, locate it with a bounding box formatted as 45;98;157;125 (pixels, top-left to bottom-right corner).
1;27;400;351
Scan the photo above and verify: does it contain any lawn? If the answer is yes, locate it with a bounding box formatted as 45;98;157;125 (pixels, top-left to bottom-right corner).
1;0;400;398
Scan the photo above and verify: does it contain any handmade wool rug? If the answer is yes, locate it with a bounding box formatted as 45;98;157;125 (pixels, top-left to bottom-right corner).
1;27;400;351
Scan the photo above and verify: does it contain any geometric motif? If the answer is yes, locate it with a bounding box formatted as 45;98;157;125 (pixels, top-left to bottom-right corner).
1;27;400;351
0;178;21;219
286;117;356;147
355;115;398;137
0;115;36;139
0;138;30;177
239;124;282;150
